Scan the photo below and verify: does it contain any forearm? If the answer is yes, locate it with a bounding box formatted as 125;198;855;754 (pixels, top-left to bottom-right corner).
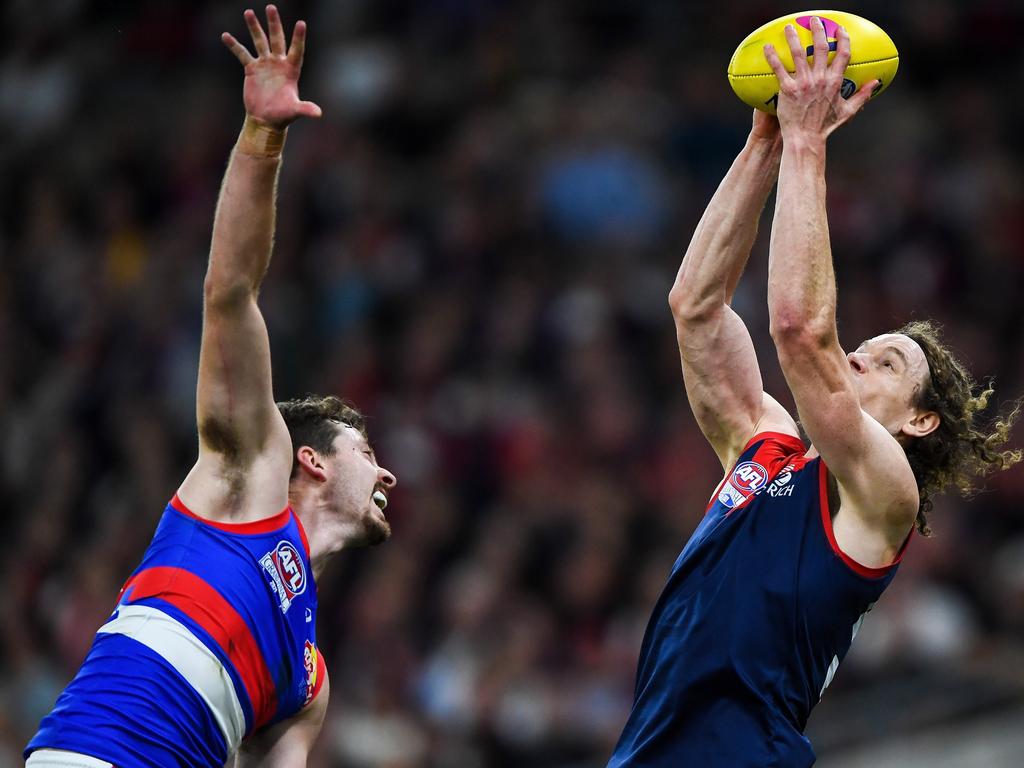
670;134;782;319
206;119;286;299
767;136;836;339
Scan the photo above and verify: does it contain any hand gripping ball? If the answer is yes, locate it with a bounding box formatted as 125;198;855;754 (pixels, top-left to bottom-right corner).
728;10;898;114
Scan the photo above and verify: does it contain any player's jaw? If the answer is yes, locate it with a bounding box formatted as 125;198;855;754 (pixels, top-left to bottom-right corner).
357;481;393;546
331;475;395;548
327;427;397;547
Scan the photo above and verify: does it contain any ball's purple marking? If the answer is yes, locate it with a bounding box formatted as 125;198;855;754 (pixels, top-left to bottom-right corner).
796;15;840;57
796;15;840;38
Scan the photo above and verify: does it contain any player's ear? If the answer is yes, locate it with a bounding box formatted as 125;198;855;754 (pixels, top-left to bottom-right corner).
901;410;939;439
296;446;328;482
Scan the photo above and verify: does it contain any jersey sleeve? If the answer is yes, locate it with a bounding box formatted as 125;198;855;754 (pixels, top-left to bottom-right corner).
741;431;806;472
708;431;807;513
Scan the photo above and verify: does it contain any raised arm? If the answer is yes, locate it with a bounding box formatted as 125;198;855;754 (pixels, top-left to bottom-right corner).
764;19;918;553
178;6;321;521
669;111;798;469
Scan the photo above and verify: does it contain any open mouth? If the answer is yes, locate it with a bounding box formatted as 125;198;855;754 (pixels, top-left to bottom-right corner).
372;490;388;512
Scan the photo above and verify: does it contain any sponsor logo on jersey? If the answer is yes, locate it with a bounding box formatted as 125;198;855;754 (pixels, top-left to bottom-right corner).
303;639;318;706
766;463;796;497
718;461;769;509
260;540;307;613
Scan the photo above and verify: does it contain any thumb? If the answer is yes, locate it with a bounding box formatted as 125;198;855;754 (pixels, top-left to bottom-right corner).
298;100;322;119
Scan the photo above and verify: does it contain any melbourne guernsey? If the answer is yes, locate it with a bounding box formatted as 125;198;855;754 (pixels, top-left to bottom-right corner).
609;432;906;767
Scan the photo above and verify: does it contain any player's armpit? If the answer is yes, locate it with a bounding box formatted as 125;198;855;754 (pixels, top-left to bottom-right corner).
180;284;292;518
196;287;289;462
235;667;330;768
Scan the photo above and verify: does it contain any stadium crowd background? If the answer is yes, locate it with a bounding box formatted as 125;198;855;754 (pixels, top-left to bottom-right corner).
2;0;1024;765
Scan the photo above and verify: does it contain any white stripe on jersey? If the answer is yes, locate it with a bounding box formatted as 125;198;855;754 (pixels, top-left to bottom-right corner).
98;603;246;752
819;602;874;698
27;749;114;767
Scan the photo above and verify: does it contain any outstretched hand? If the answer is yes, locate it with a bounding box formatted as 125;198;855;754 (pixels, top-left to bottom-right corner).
763;16;877;142
222;5;321;130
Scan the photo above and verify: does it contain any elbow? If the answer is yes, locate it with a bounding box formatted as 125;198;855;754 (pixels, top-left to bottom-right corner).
767;305;804;342
668;284;719;325
203;274;255;311
667;285;692;318
768;305;832;349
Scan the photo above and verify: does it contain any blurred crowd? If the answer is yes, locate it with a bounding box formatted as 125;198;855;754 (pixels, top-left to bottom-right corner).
3;1;1024;766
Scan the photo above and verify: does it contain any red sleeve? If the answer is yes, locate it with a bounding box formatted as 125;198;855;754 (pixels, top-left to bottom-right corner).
706;431;806;513
740;430;805;462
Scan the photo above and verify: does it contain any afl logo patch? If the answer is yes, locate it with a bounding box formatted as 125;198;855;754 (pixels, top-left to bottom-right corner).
273;542;306;596
718;461;768;509
260;540;307;613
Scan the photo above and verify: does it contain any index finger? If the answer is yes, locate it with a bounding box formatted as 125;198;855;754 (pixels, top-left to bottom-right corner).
287;20;308;68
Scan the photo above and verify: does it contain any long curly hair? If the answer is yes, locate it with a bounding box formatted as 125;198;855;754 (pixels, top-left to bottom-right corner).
276;395;368;479
896;320;1022;535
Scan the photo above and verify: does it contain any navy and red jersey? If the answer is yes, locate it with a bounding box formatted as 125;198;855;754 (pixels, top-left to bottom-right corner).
609;432;908;767
26;495;326;768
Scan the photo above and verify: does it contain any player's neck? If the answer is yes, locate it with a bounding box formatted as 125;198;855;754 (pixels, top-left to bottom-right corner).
289;491;359;578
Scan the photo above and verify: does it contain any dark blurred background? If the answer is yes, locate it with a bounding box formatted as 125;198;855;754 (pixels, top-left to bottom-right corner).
3;1;1024;765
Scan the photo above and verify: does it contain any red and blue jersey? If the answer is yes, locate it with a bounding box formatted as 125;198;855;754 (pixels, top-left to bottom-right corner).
26;495;327;768
609;432;908;767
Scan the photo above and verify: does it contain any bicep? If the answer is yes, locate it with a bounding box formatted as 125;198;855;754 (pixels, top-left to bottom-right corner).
196;288;291;464
678;307;796;467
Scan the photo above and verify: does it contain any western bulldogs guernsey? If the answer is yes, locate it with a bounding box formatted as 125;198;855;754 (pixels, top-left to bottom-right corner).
610;432;908;767
27;495;326;767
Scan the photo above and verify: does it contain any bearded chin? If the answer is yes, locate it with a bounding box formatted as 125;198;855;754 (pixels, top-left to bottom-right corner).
370;518;392;545
360;516;392;546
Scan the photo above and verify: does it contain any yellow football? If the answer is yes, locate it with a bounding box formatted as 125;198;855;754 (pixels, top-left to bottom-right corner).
727;10;898;114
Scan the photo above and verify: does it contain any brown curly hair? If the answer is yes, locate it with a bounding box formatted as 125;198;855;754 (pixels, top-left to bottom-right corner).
896;320;1022;535
276;395;368;479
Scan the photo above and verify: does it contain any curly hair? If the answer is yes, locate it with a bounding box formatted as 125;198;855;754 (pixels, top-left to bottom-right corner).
276;395;368;479
896;320;1022;535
